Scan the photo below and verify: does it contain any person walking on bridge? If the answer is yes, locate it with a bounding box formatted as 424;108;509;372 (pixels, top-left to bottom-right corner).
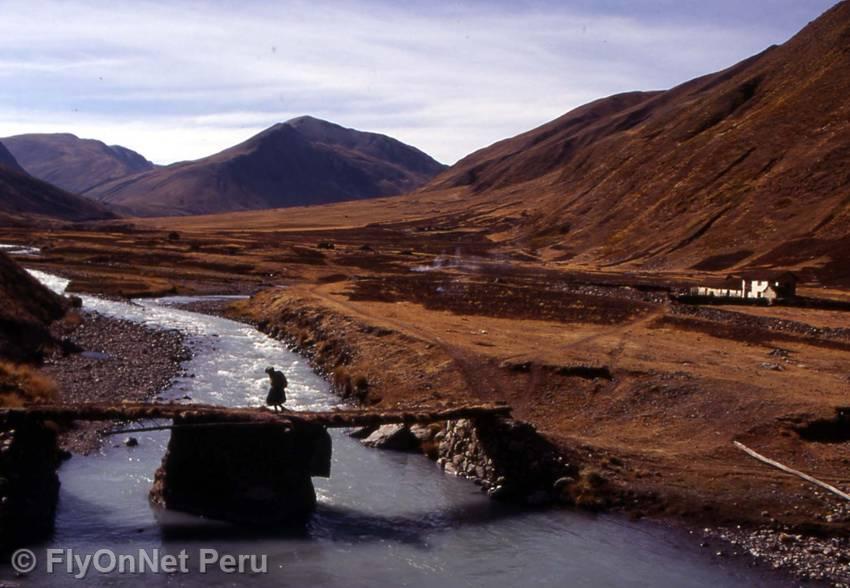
265;366;288;412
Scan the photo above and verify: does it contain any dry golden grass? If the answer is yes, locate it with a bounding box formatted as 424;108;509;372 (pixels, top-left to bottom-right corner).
0;361;58;407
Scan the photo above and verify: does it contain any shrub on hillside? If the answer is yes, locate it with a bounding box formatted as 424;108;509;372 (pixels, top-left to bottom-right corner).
0;362;58;407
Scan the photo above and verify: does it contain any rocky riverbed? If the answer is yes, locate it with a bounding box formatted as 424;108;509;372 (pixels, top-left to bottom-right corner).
42;311;190;453
705;525;850;585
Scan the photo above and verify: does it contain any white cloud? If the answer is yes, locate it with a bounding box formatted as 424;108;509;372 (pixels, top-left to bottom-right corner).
0;0;832;164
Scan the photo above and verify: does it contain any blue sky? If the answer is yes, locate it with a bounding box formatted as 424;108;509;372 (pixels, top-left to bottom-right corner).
0;0;838;165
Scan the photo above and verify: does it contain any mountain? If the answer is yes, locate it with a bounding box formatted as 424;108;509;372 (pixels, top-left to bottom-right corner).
0;142;25;174
0;151;114;223
424;1;850;282
1;133;154;194
85;117;447;216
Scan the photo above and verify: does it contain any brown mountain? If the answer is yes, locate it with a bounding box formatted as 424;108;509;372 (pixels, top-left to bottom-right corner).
0;143;114;223
1;133;154;194
424;1;850;283
85;116;447;216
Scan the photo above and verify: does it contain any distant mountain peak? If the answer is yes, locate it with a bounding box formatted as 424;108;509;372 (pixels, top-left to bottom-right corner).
285;114;329;125
84;117;447;216
1;133;154;194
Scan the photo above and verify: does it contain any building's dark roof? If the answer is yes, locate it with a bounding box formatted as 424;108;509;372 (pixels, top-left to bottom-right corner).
698;277;743;289
736;270;798;282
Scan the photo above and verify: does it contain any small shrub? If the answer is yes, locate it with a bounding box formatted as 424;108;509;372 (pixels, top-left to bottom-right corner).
352;375;369;401
332;367;353;397
585;470;606;488
0;362;58;407
61;310;83;330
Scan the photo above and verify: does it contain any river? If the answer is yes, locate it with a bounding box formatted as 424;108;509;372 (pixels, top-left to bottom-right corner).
1;270;785;586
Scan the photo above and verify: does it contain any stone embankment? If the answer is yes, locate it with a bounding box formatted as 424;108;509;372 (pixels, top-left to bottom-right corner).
361;417;614;508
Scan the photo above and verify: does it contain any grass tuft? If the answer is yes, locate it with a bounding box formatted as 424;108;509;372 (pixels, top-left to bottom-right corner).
0;361;58;407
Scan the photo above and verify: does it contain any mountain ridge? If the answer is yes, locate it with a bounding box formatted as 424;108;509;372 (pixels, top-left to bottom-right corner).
0;140;115;223
85;117;447;216
0;142;25;174
418;0;850;283
1;133;155;194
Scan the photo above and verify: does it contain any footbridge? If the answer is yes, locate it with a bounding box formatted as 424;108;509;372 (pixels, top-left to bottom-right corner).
2;400;512;526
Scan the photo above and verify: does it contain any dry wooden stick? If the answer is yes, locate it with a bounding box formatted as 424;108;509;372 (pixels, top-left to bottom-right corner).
733;440;850;502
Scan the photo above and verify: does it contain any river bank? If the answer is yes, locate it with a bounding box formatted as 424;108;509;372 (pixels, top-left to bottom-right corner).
43;310;190;454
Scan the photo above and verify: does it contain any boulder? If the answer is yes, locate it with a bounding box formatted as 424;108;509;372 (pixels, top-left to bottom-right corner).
409;423;439;443
361;424;419;451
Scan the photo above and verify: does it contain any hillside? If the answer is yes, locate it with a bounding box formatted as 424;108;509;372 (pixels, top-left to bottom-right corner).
0;143;25;174
424;0;850;283
0;251;68;362
85;116;446;216
0;163;114;223
1;133;154;194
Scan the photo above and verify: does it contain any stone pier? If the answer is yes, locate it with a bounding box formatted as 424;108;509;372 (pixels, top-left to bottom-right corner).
150;415;332;526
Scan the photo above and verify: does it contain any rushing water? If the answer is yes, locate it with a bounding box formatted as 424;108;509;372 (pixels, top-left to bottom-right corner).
0;270;785;586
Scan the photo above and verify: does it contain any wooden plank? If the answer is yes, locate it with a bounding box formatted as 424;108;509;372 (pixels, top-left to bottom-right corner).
1;401;511;429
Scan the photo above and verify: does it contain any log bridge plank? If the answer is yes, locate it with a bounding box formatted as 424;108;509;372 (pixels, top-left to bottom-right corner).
2;401;512;429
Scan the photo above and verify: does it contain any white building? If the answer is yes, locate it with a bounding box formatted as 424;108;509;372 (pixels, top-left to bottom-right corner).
690;272;797;303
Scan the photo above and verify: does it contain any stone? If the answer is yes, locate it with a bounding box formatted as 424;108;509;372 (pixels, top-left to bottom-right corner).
361;424;419;451
409;424;437;443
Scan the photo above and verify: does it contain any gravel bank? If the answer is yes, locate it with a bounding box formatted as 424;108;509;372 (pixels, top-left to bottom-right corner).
706;525;850;585
42;311;191;454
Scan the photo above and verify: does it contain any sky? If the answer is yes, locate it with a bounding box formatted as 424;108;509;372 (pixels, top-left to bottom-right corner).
0;0;839;165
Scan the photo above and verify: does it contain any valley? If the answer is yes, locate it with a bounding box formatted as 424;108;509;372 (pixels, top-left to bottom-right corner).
1;1;849;584
2;211;848;547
